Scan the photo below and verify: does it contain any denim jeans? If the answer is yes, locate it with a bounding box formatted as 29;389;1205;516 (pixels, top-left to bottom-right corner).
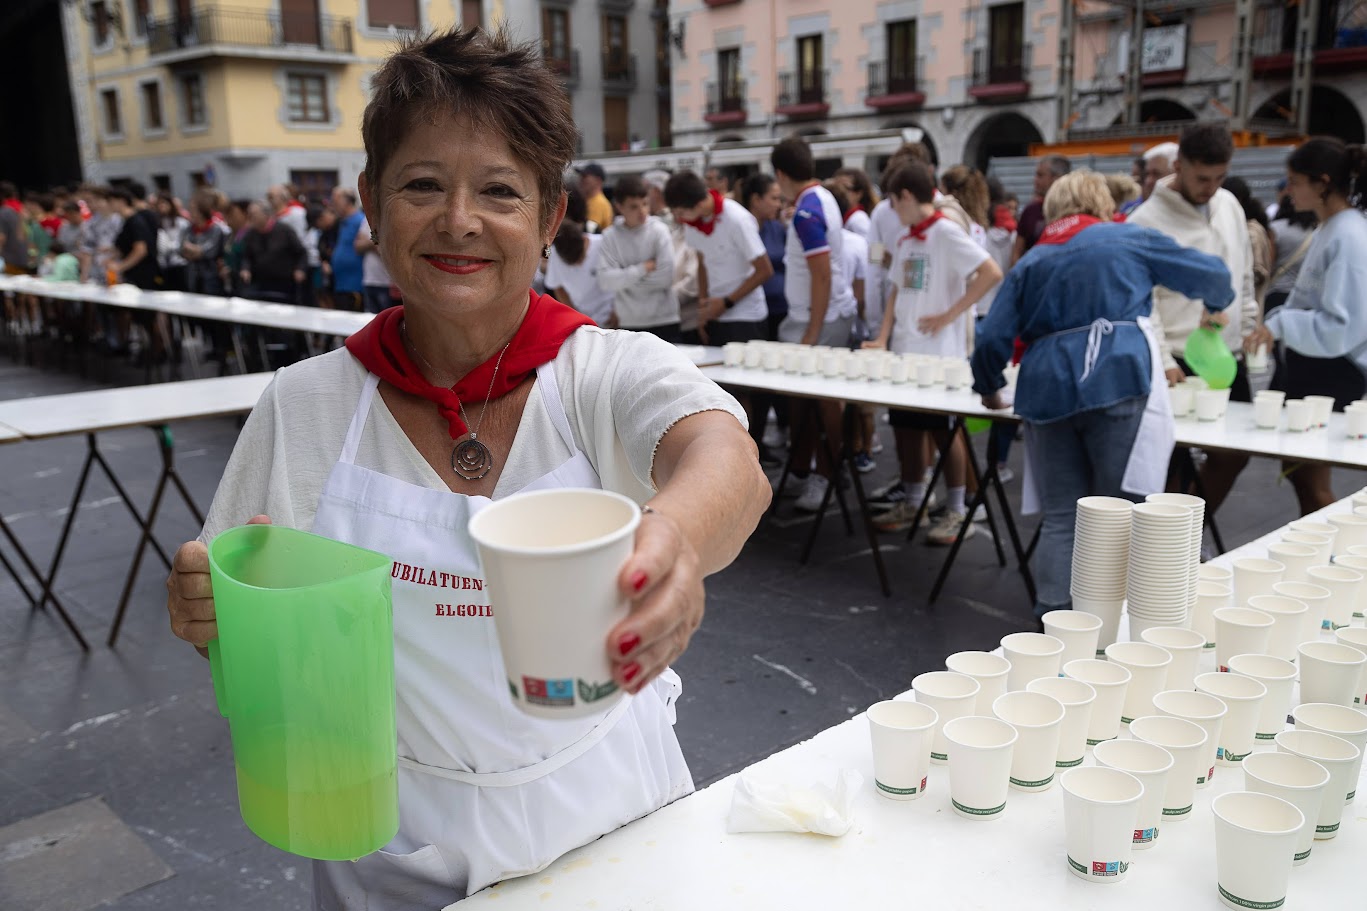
1026;395;1147;617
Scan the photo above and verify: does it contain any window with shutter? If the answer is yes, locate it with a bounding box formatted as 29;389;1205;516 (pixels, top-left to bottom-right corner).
368;0;420;30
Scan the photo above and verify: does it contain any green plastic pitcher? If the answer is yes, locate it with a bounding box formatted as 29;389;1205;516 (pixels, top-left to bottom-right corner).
207;524;398;861
1183;327;1237;391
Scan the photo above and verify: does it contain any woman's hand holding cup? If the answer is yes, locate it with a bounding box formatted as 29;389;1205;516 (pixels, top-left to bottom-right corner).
166;515;272;655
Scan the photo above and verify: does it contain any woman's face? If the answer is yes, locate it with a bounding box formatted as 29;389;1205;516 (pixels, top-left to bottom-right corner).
362;115;557;321
750;183;782;221
1285;170;1322;214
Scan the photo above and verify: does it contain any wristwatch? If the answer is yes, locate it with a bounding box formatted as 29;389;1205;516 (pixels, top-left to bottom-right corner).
722;296;735;309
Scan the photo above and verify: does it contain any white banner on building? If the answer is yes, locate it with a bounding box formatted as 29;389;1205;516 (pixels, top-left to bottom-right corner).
1142;24;1187;73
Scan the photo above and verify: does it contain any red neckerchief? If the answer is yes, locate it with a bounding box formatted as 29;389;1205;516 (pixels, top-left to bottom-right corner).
991;204;1017;233
902;210;945;243
1036;214;1103;246
683;190;726;236
2;199;21;214
345;291;594;440
1111;212;1127;223
287;201;306;213
842;205;865;225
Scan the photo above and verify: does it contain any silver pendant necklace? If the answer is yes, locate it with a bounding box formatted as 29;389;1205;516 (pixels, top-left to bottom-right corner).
402;320;511;481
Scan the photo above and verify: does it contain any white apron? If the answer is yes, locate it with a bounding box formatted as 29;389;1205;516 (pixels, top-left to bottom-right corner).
1020;316;1173;514
310;364;693;911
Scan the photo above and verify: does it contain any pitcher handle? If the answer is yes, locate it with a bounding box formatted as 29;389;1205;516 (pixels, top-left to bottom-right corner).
208;637;229;717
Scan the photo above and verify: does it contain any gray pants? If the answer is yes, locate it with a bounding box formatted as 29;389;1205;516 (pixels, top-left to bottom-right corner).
777;314;854;348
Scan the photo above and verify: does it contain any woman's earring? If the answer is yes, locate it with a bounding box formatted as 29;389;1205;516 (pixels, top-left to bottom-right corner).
541;244;551;259
370;230;378;245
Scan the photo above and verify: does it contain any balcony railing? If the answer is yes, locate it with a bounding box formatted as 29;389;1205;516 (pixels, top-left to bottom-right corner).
146;6;353;57
544;48;580;88
602;51;638;90
971;42;1031;87
704;79;746;125
1252;0;1367;72
866;58;925;109
776;69;829;116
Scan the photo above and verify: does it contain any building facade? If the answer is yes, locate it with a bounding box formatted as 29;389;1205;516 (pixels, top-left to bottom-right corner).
668;0;1367;173
62;0;667;200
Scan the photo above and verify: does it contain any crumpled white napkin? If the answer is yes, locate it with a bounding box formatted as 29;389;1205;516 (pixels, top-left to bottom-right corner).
725;768;863;836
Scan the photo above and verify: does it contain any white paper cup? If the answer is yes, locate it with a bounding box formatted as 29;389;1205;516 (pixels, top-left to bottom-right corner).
1291;702;1367;803
781;348;801;373
1306;564;1363;630
1246;344;1270;372
1327;513;1367;552
1272;580;1332;649
1184;375;1209;391
1253;396;1282;429
1140;626;1206;691
1227;653;1298;743
1274;729;1360;838
1347;408;1367;439
1255;389;1286;404
1194;580;1233;648
1232;557;1285;607
468;488;639;719
762;348;782;371
915;361;936;387
1104;641;1173;724
1245;595;1308;663
1333;627;1367;706
1330;554;1367;621
844;357;864;380
1195;389;1224;421
1026;676;1096;769
1071;597;1125;653
1265;542;1317;585
942;715;1017;820
888;358;909;383
722;342;744;366
1285;399;1311;432
1305;394;1335;427
798;349;818;374
1170;383;1195;417
992;691;1065;792
1288;518;1337;550
820;351;842;377
1199;563;1234;585
1001;633;1065;691
1060;766;1144;884
1155;689;1228;788
1064;658;1131;745
1241;751;1330;865
911;671;981;765
1042;611;1103;668
867;700;938;800
945;651;1011;715
942;361;966;390
743;344;764;368
1196;672;1268;766
1212;791;1304;911
1213;607;1274;673
1093;738;1173;849
1298;641;1367;707
868;240;885;265
1130;714;1208;821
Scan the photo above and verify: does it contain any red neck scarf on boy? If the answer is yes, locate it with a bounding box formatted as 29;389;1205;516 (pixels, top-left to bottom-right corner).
345;290;593;440
683;190;726;235
1036;214;1103;246
903;210;945;243
842;205;865;225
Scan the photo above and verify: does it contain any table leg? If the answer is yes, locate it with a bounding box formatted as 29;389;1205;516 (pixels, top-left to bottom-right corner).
960;424;1007;567
767;399;809;516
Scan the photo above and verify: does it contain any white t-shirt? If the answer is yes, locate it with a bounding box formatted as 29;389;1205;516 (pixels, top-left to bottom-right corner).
784;184;857;324
200;328;747;541
844;208;872;238
359;219;391;287
681;198;768;323
840;228;868;317
887;217;990;359
866;199;902;324
544;234;615;326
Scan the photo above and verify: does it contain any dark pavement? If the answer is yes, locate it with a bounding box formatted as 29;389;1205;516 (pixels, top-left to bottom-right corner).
3;353;1363;910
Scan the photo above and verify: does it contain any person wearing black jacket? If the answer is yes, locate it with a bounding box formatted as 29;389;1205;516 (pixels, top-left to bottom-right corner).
240;200;306;302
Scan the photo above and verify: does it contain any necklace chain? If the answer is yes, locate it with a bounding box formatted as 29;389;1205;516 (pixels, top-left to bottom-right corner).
402;320;510;441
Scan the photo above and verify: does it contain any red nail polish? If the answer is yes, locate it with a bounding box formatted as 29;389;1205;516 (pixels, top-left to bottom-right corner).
623;662;641;684
618;633;640;656
630;571;648;593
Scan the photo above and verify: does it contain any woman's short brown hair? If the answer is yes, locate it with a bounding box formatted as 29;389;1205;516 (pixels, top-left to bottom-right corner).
1044;170;1116;222
362;25;576;228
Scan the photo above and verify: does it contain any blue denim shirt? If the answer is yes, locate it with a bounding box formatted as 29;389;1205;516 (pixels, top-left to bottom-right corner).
971;222;1235;424
759;217;788;318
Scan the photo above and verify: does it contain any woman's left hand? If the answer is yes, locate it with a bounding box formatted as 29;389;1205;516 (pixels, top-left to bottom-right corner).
1201;310;1229;330
1244;324;1275;353
917;310;955;336
607;509;704;695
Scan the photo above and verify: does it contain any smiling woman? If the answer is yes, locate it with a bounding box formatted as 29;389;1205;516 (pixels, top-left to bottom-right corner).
163;25;771;911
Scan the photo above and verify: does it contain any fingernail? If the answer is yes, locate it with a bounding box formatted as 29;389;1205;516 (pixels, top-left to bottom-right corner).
622;662;641;684
630;571;648;593
618;632;640;656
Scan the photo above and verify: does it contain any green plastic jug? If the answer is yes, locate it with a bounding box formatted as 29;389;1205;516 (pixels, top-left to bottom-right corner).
207;524;398;861
1183;327;1237;391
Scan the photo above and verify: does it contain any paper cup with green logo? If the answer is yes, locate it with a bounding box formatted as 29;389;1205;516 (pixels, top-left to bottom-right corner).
1094;738;1174;849
1140;625;1206;692
1060;766;1143;884
468;488;639;720
992;691;1065;792
1130;714;1207;822
943;715;1016;820
1155;689;1227;788
1242;751;1331;866
1291;702;1367;804
1333;626;1367;706
866;700;937;801
1298;641;1367;707
1196;671;1267;766
1227;654;1297;743
1245;595;1308;663
1193;580;1233;649
1026;676;1096;769
1001;632;1065;691
945;650;1011;714
1272;580;1330;647
1213;607;1274;673
1105;641;1173;725
1212;791;1303;911
1042;611;1103;668
911;671;980;765
1063;658;1131;745
1274;729;1359;839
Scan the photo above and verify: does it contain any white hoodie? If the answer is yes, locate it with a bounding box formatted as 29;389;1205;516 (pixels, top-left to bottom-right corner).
597;216;678;328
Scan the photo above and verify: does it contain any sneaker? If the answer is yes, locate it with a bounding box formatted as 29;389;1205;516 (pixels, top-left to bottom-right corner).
926;511;979;546
996;464;1016;484
794;474;830;513
930;502;988;524
873;499;920;532
762;423;787;450
869;433;885;455
853;452;877;474
868;480;906;504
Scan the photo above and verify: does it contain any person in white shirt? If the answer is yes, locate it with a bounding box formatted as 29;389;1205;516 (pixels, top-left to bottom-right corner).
545;221;614;326
833;167;878;238
598;175;679;340
643;169;701;343
866;160;1002;544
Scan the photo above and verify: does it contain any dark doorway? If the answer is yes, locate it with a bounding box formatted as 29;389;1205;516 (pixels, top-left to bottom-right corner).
1254;85;1366;144
965;112;1044;172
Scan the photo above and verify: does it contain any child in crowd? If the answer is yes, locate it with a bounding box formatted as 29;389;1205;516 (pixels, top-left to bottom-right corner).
597;175;679;340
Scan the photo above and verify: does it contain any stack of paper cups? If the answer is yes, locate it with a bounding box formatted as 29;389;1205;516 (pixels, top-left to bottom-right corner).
1146;493;1204;616
1070;497;1133;650
1126;503;1195;633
